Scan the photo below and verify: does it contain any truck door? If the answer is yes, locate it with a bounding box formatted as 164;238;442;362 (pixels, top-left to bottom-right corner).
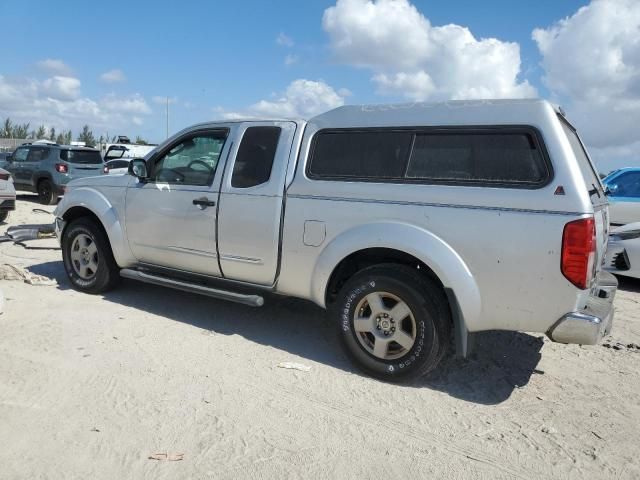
124;128;231;276
216;122;297;285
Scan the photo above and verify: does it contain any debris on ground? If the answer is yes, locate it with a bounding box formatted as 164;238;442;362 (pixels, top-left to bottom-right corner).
0;223;59;250
277;362;311;372
148;452;184;461
603;341;640;352
0;264;57;286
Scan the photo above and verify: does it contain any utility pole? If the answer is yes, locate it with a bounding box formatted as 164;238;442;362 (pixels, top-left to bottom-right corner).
166;96;169;139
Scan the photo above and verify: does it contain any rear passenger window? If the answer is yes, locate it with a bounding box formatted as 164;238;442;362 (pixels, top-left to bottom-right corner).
231;127;281;188
309;131;412;179
308;128;549;187
407;133;546;185
27;147;49;162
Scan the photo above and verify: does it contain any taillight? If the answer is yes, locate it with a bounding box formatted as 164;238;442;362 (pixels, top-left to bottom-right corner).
0;172;9;181
561;217;596;289
55;163;68;174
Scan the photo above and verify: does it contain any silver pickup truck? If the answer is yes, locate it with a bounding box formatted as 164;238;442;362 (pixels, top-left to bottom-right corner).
54;99;617;381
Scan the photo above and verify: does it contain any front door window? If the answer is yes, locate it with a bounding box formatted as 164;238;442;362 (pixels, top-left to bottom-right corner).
151;134;226;186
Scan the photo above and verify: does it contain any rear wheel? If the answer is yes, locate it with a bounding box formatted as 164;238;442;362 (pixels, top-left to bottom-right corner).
334;264;450;382
62;217;120;293
0;210;8;223
38;179;58;205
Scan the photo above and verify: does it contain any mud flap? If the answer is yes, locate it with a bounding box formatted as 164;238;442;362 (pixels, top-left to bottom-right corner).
445;287;474;358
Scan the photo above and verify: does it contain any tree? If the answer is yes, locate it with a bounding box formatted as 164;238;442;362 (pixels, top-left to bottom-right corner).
49;127;56;142
13;123;30;139
35;125;47;139
135;136;148;145
2;118;12;138
64;130;73;145
77;125;96;147
55;133;66;144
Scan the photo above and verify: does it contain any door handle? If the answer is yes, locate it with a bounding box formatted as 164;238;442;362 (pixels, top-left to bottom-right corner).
192;197;216;209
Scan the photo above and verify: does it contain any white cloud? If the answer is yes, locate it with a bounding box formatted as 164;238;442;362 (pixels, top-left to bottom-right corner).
284;54;299;66
37;59;72;76
532;0;640;170
222;79;347;119
323;0;536;101
101;93;151;114
100;69;126;83
41;76;81;100
276;32;294;47
373;71;435;101
152;96;177;105
0;74;151;133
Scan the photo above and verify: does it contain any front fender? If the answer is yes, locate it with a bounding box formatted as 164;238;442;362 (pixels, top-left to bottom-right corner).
55;186;133;267
310;222;482;332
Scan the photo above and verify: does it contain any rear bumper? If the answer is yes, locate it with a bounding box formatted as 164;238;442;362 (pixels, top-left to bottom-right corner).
547;271;617;345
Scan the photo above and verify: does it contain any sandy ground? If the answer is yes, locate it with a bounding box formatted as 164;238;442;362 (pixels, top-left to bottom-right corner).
1;195;639;480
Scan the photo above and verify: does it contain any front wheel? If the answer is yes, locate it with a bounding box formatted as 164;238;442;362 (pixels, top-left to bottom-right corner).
62;217;120;294
334;264;451;382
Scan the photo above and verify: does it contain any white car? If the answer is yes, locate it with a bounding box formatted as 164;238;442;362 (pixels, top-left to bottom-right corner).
105;159;132;175
0;167;16;223
605;222;640;279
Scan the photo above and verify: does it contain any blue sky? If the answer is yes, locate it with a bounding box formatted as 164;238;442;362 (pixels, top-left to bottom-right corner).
1;0;638;171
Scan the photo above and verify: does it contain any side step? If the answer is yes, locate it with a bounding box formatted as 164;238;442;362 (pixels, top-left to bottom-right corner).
120;268;264;307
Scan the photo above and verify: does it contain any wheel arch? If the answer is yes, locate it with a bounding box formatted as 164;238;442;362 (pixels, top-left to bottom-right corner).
311;222;482;340
58;188;131;267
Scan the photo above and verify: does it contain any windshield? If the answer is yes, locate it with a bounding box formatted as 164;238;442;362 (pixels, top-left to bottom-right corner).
61;149;103;164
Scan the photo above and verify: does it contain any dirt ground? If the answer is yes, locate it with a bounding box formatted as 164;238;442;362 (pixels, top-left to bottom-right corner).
1;195;639;480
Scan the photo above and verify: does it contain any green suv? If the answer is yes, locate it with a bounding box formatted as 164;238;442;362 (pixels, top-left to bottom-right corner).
1;142;105;204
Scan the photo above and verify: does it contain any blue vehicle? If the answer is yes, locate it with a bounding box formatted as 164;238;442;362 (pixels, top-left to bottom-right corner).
1;141;105;205
602;167;640;226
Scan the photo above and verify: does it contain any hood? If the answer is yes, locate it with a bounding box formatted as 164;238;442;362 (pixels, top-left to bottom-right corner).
66;173;132;190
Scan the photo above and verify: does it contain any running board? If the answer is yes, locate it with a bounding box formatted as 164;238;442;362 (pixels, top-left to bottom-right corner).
119;268;264;307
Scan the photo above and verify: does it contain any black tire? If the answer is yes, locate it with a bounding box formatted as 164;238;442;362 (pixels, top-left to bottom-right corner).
38;179;58;205
62;217;120;294
333;264;451;382
0;210;8;223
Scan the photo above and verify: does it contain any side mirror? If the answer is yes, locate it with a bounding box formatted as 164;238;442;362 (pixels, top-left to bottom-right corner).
606;184;618;196
6;155;13;163
129;158;149;180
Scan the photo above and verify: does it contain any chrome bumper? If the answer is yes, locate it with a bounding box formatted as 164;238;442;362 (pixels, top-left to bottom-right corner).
548;271;617;345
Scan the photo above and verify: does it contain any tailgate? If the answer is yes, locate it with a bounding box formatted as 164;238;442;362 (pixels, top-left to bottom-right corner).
61;149;104;179
68;163;103;177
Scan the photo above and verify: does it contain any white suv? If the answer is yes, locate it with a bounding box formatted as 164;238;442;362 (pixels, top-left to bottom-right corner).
54;100;616;381
0;167;16;223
